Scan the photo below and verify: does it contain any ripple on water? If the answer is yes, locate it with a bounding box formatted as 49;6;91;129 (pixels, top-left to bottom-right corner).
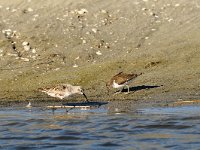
0;105;200;149
135;124;193;130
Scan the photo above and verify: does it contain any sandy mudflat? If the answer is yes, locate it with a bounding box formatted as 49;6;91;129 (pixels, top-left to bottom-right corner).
0;0;200;104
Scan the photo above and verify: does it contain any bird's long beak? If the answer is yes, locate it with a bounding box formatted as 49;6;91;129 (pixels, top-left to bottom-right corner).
82;92;88;102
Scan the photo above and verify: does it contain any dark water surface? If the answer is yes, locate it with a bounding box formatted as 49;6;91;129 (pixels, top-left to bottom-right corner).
0;102;200;150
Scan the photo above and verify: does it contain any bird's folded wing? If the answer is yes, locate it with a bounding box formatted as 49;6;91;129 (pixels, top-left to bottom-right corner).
114;76;128;85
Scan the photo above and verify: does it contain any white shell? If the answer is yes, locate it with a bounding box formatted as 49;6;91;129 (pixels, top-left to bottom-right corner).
21;57;30;62
24;45;31;51
22;41;29;46
73;64;78;68
77;8;88;15
92;28;97;33
96;51;102;55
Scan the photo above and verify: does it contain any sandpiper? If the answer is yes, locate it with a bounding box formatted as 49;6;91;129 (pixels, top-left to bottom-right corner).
106;72;142;94
39;84;88;101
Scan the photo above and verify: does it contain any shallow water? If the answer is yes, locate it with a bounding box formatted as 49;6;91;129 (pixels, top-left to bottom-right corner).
1;102;200;149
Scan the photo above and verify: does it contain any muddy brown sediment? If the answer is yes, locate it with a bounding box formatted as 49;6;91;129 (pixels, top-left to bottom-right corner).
0;0;200;105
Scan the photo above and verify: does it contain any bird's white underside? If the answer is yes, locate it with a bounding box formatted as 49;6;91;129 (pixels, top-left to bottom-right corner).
112;80;126;89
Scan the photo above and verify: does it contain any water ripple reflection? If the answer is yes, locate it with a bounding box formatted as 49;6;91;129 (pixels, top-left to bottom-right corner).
0;104;200;149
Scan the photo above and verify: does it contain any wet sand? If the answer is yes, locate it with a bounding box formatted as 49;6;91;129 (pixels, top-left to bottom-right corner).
0;0;200;105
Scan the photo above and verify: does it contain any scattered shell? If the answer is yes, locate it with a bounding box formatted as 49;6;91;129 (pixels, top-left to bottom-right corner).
153;14;159;18
75;56;80;60
86;31;91;35
11;9;17;12
22;41;29;46
168;18;173;22
24;45;31;51
105;45;110;49
2;29;14;39
32;14;39;21
82;39;87;44
54;68;60;71
101;9;107;14
7;53;18;57
96;51;102;55
76;8;88;15
27;8;33;12
32;49;36;53
33;14;39;17
31;56;36;59
22;42;31;51
21;57;30;62
175;4;180;7
142;8;147;11
92;28;98;33
73;64;78;68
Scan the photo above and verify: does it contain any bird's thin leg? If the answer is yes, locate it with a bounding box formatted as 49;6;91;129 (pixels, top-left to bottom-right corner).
113;87;124;95
125;85;130;94
120;87;125;93
52;107;56;114
113;90;120;95
127;85;129;93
